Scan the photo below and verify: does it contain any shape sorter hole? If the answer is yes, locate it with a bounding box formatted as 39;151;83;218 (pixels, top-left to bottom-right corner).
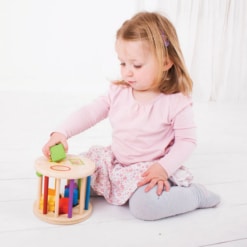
50;165;71;171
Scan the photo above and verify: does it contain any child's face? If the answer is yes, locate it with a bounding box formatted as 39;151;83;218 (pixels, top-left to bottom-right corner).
115;39;159;92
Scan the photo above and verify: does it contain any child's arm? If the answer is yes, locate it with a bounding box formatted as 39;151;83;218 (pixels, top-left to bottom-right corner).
41;87;112;158
54;92;110;139
159;103;197;177
138;97;196;194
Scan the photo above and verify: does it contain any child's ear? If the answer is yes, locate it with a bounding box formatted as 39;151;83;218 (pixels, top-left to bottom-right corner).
163;57;173;71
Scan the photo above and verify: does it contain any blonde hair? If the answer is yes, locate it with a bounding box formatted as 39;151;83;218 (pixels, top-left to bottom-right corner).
115;11;193;95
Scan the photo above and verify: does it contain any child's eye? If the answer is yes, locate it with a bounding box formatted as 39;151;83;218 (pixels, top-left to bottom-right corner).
134;65;142;69
120;62;125;66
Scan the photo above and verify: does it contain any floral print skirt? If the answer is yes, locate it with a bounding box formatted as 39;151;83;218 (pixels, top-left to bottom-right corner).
82;145;193;205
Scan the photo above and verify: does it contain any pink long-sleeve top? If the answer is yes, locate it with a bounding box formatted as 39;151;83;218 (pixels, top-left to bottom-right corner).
55;84;196;177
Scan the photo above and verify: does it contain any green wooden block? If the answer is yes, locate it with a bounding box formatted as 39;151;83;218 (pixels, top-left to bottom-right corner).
50;143;66;162
36;171;42;177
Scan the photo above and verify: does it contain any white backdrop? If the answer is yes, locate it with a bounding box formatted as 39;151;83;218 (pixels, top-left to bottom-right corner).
0;0;246;101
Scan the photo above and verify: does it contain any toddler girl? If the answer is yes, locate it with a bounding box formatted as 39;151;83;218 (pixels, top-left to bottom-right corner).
42;11;220;220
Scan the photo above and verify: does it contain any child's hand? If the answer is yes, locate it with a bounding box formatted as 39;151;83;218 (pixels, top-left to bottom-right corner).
137;163;170;195
42;132;68;159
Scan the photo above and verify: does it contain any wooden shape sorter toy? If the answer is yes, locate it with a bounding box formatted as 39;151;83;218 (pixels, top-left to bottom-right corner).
33;154;95;224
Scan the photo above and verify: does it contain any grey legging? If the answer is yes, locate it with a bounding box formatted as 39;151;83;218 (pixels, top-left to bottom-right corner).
129;183;220;220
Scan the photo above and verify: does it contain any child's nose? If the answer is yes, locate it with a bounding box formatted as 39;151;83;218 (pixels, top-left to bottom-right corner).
126;66;133;77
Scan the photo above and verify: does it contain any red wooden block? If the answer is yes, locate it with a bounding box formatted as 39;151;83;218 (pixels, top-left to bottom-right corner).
59;197;69;214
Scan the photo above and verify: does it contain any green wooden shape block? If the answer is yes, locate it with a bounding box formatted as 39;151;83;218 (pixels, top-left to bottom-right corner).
50;143;66;162
36;171;42;177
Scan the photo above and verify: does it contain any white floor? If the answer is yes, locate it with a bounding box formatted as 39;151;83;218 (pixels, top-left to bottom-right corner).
0;91;247;247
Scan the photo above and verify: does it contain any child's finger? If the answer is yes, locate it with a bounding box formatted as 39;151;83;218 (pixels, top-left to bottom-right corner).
156;180;164;195
60;140;68;152
164;180;171;192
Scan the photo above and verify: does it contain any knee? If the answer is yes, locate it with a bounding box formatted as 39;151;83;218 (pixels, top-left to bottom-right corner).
129;186;161;221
